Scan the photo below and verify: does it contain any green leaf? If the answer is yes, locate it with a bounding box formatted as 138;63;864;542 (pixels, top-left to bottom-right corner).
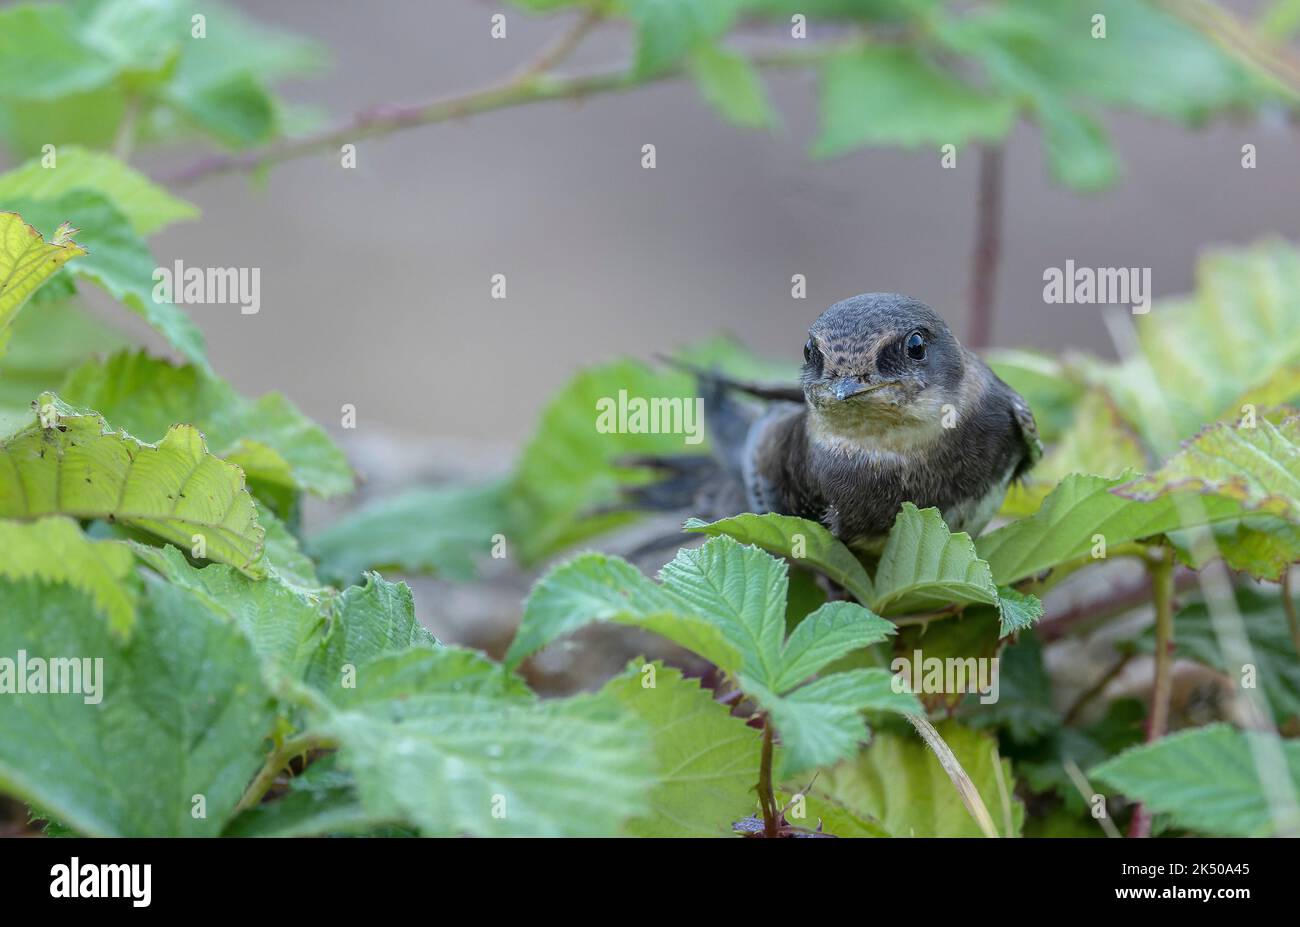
995;585;1044;636
7;192;207;365
0;298;127;436
685;512;874;604
689;45;775;128
748;669;923;779
976;472;1248;586
0;146;197;236
59;351;354;498
0;516;137;637
254;499;320;590
624;0;747;76
1089;241;1300;446
773;601;895;692
506;358;701;563
1003;388;1147;517
1136;587;1300;727
821;720;1023;836
0;211;86;348
1092;724;1300;837
871;503;999;615
315;647;654;836
0;576;277;836
304;573;436;696
657;535;789;684
132;544;323;680
1117;415;1300;524
504;549;743;674
1168;516;1300;583
0;393;265;574
309;483;506;583
604;661;762;837
0;5;116;102
814;46;1015;158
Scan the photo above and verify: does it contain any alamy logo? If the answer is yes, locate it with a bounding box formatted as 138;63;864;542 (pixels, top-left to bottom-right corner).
152;259;261;314
0;650;102;704
890;650;1000;704
1042;260;1151;314
50;858;151;907
595;390;705;445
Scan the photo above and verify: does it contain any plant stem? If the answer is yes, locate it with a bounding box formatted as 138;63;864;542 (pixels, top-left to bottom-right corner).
907;713;999;837
966;145;1004;350
161;37;866;187
1063;652;1133;726
757;716;778;837
1129;545;1175;838
234;732;333;815
1283;567;1300;661
113;93;143;162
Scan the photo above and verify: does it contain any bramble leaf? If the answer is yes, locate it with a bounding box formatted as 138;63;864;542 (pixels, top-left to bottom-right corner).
821;720;1023;837
685;512;874;604
0;516;136;637
1092;724;1300;837
0;211;86;349
604;662;761;837
314;647;654;836
0;146;197;235
0;577;276;836
0;393;265;574
60;351;354;499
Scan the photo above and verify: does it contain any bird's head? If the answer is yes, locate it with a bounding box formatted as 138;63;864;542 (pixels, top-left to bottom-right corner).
801;293;966;436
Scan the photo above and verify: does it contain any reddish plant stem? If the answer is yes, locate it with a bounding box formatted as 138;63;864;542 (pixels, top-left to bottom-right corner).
1129;547;1175;838
758;717;778;837
966;145;1004;350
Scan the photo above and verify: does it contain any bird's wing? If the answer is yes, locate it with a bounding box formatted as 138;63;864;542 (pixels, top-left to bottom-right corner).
1009;389;1043;479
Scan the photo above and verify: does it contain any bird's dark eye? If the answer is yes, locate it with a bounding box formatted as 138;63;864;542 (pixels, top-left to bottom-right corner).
803;337;824;376
905;331;927;361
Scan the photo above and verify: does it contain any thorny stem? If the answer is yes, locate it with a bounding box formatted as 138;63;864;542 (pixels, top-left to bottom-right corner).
966;145;1003;350
1283;567;1300;661
757;716;778;838
234;731;334;815
1129;545;1175;838
161;37;867;187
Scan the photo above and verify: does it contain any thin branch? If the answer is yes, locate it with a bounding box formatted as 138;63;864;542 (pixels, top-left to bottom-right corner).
1063;652;1133;726
1129;545;1175;839
512;7;604;82
966;145;1004;350
160;38;864;188
757;717;778;837
1036;566;1199;643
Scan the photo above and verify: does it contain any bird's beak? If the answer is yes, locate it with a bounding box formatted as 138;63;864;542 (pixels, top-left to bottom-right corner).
832;378;888;401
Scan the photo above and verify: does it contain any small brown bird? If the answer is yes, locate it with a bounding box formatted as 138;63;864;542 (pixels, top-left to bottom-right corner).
631;293;1042;550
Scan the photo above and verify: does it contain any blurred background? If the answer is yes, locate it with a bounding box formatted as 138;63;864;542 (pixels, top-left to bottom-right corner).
104;0;1299;456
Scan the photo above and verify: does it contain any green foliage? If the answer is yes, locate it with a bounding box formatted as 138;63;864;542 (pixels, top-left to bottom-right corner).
1;0;1298;842
1092;724;1300;837
0;0;325;156
0;210;85;350
820;720;1024;837
0;393;266;574
0;577;276;837
510;535;919;778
